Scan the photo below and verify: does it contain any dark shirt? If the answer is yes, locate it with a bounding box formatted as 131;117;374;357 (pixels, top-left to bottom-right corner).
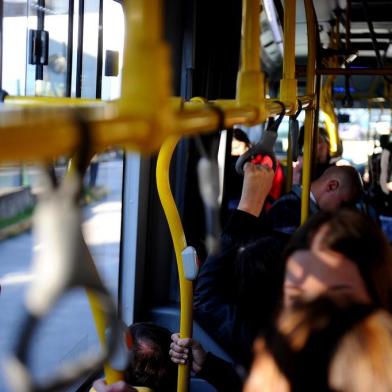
194;188;319;366
263;185;319;238
194;210;285;367
197;352;243;392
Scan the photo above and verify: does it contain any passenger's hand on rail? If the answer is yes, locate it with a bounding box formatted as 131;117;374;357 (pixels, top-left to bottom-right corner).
238;162;274;217
292;156;303;185
170;333;207;373
92;379;137;392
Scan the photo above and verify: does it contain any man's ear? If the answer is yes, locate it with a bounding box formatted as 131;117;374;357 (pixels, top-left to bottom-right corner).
327;179;339;191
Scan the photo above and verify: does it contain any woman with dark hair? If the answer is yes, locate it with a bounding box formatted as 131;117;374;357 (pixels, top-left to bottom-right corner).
245;295;392;392
283;208;392;311
171;208;392;391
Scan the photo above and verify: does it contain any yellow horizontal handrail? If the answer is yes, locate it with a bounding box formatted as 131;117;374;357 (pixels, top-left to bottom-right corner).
0;96;314;162
4;96;102;106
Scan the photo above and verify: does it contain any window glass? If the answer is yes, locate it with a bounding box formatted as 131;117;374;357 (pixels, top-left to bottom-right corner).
0;1;125;390
26;1;71;96
2;1;28;95
101;0;124;100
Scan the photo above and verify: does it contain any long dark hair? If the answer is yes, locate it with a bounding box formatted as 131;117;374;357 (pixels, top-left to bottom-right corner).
284;208;392;311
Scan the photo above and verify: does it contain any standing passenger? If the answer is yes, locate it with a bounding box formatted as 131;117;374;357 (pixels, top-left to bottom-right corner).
193;164;375;365
173;208;392;390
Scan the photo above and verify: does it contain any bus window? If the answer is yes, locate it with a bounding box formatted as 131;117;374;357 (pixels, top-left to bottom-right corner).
0;1;125;390
2;1;28;95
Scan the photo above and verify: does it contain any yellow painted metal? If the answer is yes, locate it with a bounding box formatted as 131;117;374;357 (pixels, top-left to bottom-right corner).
156;135;192;392
301;0;317;224
0;96;316;162
319;15;340;157
86;290;124;384
67;156;124;385
279;0;298;114
190;97;208;105
280;0;298;192
118;0;174;152
236;0;266;123
5;96;102;106
320;77;340;155
286;135;294;193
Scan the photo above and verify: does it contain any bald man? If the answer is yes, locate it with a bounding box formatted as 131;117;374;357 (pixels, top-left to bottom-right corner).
257;165;364;239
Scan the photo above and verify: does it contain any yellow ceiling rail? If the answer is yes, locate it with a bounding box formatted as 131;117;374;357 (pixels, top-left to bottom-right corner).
301;0;318;224
4;96;102;106
0;0;316;164
0;0;314;163
279;0;298;114
0;96;316;162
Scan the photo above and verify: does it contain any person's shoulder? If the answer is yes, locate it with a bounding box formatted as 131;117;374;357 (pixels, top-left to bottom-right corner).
266;191;302;221
271;189;301;207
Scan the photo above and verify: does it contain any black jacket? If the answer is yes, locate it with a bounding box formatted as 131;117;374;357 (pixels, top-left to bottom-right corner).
194;209;285;366
197;352;243;392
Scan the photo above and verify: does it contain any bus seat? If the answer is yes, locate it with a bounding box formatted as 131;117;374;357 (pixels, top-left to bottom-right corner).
190;377;217;392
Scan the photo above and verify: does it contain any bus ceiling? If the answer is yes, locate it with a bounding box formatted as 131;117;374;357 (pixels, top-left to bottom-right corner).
261;0;392;108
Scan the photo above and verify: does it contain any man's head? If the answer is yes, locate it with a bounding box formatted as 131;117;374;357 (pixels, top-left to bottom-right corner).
311;165;363;211
126;323;177;392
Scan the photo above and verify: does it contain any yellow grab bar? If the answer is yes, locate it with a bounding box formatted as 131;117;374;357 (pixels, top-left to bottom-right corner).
68;156;125;385
118;0;174;150
87;291;125;384
4;96;102;106
156;136;193;392
301;0;318;224
236;0;266;123
0;96;314;163
320;77;340;155
279;0;298;114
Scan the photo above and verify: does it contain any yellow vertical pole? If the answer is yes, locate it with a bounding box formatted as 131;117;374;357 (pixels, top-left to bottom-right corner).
236;0;266;123
241;0;260;71
279;0;298;113
301;0;317;224
286;135;294;192
68;156;124;384
156;136;192;392
280;0;298;192
119;0;173;150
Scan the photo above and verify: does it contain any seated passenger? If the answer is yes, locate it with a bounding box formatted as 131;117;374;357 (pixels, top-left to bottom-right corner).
93;323;177;392
244;295;392;392
169;333;243;392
